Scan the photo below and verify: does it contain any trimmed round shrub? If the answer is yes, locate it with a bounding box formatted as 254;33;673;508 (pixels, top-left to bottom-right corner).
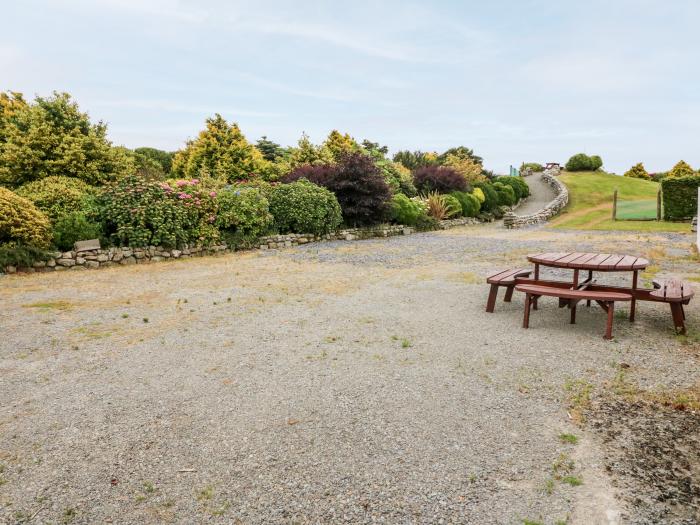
442;194;463;218
413;165;468;193
493;182;516;206
473;182;499;212
216;187;273;247
565;153;603;172
496;176;529;200
53;211;104;251
0;187;52;248
668;160;695;179
451;191;480;217
472;187;485;204
268;180;341;235
389;194;425;226
16;176;95;223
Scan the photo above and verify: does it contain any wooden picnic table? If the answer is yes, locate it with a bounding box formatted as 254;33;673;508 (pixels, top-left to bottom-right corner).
527;252;650;322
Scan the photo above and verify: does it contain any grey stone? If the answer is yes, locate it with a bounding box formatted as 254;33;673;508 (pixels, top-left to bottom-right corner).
120;256;136;265
46;259;56;267
97;254;109;262
32;260;46;268
5;266;16;274
57;258;76;267
73;239;101;252
76;257;86;265
70;265;86;271
171;250;181;258
85;261;100;269
62;251;74;259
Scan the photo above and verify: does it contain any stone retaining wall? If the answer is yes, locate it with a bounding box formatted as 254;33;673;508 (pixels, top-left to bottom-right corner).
3;217;482;274
503;167;568;228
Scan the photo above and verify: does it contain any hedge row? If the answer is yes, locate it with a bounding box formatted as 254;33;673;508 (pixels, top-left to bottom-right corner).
661;175;700;220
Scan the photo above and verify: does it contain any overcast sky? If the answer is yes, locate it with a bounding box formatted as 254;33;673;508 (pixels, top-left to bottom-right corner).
3;0;699;173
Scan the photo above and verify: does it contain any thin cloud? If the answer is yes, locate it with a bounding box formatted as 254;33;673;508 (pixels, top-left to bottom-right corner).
91;98;282;118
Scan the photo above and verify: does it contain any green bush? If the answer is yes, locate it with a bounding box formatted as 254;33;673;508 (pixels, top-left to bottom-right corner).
442;194;463;218
101;175;217;248
623;163;650;179
496;176;529;200
661;175;700;220
0;243;51;269
0;187;51;248
268;180;342;235
389;194;425;226
53;212;104;251
16;176;95;223
493;182;516;206
565;153;603;171
450;191;480;217
668;160;695;179
520;162;543;172
473;182;499;212
215;187;273;247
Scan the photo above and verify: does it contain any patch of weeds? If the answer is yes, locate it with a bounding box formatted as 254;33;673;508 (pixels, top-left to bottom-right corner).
143;481;156;493
210;501;231;516
564;378;593;423
134;494;146;503
610;366;639;398
552;453;575;479
22;301;73;311
121;313;129;319
456;271;480;284
391;335;398;341
522;520;544;525
196;485;214;502
542;478;555;495
401;338;412;348
227;297;231;302
324;336;338;343
558;433;578;445
142;317;149;323
675;327;700;345
61;507;77;524
641;264;660;281
468;473;477;483
561;475;583;487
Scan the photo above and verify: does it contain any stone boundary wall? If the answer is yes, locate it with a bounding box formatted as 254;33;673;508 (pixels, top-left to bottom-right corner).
2;217;482;275
503;167;569;229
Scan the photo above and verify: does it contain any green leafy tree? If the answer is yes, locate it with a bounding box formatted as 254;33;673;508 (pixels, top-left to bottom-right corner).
134;147;174;174
0;91;132;187
623;163;650;179
171;114;270;183
437;146;483;166
323;130;360;162
393;150;439;170
284;133;334;169
668;160;695;178
255;136;286;162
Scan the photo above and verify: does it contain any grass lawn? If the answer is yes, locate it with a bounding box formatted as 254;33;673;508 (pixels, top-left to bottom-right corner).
550;171;690;232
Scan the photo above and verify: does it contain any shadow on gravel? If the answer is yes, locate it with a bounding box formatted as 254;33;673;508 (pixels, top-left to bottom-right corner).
588;400;700;524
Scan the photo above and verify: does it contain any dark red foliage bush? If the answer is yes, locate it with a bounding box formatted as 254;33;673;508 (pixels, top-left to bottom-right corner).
283;153;391;226
282;164;338;186
413;165;468;193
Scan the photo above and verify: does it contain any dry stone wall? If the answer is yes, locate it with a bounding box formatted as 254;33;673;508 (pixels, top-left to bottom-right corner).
2;217;482;274
503;168;568;228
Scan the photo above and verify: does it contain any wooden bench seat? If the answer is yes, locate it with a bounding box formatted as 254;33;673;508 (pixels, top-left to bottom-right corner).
485;268;532;312
651;278;694;334
515;284;632;340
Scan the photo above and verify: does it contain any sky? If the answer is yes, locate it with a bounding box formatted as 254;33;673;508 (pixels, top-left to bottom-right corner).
3;0;700;174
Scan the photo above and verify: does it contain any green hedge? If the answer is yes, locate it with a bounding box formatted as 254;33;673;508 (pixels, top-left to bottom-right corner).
662;175;700;220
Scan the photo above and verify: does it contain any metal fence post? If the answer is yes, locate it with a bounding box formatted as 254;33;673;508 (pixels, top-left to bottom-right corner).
612;189;617;221
657;189;661;221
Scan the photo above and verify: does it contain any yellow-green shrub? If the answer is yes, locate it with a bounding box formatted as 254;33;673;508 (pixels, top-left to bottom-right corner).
623;163;650;179
16;176;95;222
0;187;51;248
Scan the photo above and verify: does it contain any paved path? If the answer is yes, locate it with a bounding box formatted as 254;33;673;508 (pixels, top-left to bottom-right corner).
0;226;697;524
512;172;557;216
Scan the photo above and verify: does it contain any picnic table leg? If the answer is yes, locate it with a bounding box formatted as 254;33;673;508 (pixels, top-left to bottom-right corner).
604;301;615;340
630;270;638;322
532;264;539;310
670;303;686;334
485;284;499;313
570;270;579;323
523;293;532;328
504;285;515;302
586;271;592;307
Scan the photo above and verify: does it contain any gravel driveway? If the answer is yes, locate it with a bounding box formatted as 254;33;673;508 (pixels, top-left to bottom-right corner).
1;224;698;524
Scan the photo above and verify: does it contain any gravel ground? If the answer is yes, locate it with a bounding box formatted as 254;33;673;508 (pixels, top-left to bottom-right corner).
0;223;698;524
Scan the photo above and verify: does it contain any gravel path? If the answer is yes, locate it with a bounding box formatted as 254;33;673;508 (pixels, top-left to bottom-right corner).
0;225;698;524
513;173;557;216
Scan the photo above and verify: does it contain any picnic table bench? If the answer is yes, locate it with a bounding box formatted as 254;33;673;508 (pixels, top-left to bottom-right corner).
484;252;694;338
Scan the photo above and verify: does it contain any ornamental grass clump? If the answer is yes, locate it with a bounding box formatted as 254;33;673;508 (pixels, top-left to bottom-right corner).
424;191;462;220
